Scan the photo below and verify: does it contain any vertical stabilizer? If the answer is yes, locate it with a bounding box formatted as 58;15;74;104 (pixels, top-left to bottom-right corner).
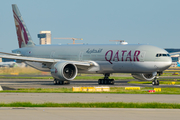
12;4;35;48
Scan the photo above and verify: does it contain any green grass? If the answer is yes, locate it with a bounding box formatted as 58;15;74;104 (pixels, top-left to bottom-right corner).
1;87;180;94
10;88;72;93
0;67;42;75
0;102;180;108
161;72;180;76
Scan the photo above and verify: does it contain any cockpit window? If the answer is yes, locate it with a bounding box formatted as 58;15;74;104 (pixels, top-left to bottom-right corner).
156;54;170;57
163;54;167;56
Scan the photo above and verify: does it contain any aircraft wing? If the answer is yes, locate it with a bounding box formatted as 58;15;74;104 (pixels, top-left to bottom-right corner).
0;52;21;56
0;53;93;67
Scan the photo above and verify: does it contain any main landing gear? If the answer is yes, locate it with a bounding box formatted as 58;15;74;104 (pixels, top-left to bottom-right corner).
53;79;70;85
98;73;114;85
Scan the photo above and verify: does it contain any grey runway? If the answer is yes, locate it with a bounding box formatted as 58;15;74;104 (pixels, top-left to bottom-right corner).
0;78;179;90
0;108;179;120
0;93;180;103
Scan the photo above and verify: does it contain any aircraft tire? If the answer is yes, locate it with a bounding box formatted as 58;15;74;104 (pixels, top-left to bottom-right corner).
152;81;156;85
110;79;114;85
65;81;70;84
59;81;64;85
156;80;159;85
57;81;60;84
101;79;104;84
98;79;115;85
54;80;57;85
108;79;114;85
98;79;103;84
98;79;101;84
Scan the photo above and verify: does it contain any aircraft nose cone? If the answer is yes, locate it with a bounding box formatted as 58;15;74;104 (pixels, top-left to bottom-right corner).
160;58;172;70
165;61;172;69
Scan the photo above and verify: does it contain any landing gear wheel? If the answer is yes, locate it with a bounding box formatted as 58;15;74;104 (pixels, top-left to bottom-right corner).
53;79;70;85
64;81;70;84
59;81;64;85
98;79;103;85
98;79;101;85
104;80;107;84
54;80;57;85
152;81;155;85
98;74;115;85
157;80;159;85
57;81;60;84
110;79;115;85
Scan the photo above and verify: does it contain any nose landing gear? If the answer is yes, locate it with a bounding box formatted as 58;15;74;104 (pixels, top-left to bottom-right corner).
152;72;162;85
152;77;159;85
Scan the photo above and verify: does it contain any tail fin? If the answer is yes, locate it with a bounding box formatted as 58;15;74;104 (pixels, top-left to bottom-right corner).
12;4;35;48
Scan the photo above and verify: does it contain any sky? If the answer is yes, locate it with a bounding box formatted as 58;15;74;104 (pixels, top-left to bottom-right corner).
0;0;180;52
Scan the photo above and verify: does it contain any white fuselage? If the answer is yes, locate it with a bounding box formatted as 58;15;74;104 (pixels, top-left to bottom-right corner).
12;44;172;74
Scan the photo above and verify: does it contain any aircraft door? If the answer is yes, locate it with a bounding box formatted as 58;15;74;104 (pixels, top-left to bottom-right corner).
139;51;146;62
79;52;83;61
50;51;55;58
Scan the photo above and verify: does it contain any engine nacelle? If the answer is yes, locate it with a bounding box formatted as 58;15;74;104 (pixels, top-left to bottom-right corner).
131;73;156;81
51;61;77;81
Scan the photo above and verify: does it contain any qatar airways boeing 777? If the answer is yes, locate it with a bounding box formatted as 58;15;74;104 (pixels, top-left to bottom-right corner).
0;4;172;85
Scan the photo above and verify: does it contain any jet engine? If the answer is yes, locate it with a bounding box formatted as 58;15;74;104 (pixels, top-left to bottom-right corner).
131;73;156;81
51;61;77;81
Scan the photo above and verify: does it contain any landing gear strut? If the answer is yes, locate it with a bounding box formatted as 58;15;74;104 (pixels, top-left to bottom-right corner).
98;73;114;85
53;79;70;85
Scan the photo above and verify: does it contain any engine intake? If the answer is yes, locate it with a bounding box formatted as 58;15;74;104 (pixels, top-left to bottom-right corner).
51;61;77;81
63;64;76;79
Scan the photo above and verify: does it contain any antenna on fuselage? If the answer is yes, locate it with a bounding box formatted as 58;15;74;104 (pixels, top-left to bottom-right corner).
109;40;128;45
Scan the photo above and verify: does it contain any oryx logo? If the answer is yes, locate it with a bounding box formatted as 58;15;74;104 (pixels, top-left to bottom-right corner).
13;10;29;48
55;68;58;73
